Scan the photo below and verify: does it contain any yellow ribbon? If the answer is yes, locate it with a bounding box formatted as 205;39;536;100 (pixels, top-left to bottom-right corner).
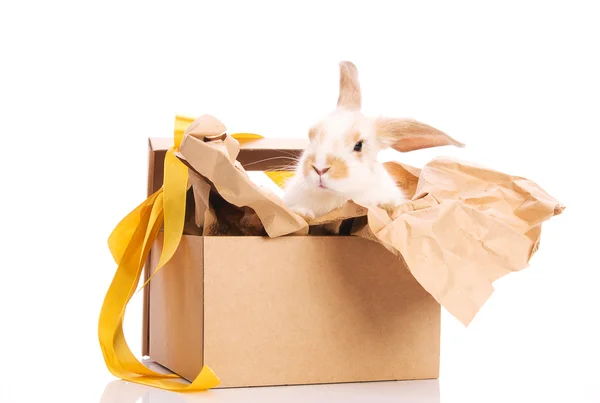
99;115;296;392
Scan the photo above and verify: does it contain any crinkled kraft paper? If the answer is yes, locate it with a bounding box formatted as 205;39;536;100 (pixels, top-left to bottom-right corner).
177;124;564;326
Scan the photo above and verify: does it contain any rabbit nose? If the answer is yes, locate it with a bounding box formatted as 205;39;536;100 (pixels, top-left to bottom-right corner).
312;165;331;176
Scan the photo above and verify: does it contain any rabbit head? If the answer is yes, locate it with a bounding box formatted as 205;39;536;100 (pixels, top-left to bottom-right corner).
283;61;464;220
295;61;463;196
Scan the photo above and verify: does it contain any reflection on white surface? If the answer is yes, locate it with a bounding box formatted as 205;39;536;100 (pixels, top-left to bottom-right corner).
99;377;440;403
99;361;440;403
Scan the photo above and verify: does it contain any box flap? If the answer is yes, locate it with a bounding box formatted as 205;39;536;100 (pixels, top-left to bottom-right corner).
150;137;306;172
149;137;308;152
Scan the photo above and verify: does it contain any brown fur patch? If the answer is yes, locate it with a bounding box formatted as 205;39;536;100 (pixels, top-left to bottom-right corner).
344;130;361;148
326;154;349;179
303;154;315;177
344;130;363;160
383;161;420;199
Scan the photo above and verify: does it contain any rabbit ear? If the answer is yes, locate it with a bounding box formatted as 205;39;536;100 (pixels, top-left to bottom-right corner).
337;61;361;110
375;117;465;152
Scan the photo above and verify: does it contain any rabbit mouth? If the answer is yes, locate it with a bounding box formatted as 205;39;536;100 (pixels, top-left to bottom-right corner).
317;178;329;190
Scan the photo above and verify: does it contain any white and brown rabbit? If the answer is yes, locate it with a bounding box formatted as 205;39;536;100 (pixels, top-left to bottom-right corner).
282;61;464;221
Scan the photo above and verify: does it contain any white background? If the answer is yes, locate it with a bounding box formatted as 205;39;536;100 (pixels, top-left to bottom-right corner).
1;1;599;402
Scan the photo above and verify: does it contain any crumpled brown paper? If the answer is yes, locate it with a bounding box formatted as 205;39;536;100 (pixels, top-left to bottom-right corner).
177;117;564;326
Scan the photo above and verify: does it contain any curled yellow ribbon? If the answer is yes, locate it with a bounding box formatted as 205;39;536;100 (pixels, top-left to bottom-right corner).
99;116;297;392
99;116;215;392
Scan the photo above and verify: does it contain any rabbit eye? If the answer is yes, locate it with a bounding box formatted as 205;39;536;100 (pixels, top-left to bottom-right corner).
353;141;363;152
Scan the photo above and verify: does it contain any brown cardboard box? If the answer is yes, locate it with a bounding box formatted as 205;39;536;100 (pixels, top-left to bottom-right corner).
143;137;440;387
141;117;563;388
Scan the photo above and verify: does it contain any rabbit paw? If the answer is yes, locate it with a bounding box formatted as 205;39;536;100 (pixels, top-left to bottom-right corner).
292;207;316;223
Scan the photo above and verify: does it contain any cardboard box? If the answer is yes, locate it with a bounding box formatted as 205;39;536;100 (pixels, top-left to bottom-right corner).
143;137;440;387
140;118;563;388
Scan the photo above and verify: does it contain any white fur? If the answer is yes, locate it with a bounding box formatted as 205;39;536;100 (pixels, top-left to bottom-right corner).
282;108;406;219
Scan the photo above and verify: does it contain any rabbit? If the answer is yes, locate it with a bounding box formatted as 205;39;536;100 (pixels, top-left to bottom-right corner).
282;61;464;221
